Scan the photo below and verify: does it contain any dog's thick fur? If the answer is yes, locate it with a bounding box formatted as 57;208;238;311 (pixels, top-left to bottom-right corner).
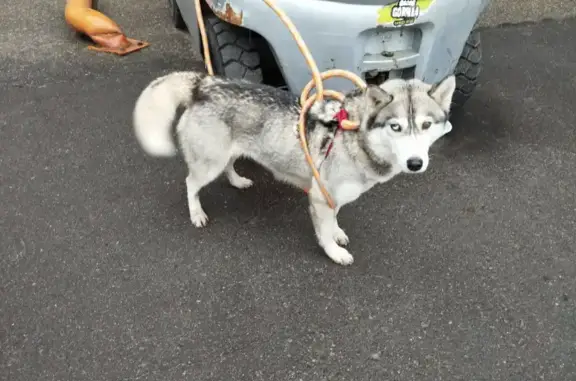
133;71;455;265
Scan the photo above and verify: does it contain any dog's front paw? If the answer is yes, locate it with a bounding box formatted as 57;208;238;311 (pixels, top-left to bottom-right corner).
333;227;349;246
190;209;209;227
325;245;354;266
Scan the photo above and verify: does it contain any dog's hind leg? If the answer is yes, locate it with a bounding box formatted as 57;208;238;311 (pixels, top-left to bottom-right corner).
178;114;234;227
185;159;228;228
225;158;253;189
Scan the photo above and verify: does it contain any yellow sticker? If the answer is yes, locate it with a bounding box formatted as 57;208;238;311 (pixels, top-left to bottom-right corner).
377;0;435;27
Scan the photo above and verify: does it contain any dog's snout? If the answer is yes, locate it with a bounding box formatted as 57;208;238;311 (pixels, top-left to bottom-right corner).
406;157;423;172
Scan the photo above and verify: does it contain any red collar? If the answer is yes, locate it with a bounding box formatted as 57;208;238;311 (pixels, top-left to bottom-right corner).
334;109;349;127
324;109;349;158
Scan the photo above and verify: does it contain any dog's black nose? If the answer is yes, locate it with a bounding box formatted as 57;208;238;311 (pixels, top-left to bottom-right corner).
406;158;423;172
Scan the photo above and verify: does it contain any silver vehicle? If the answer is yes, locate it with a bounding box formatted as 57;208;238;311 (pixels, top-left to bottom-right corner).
168;0;489;109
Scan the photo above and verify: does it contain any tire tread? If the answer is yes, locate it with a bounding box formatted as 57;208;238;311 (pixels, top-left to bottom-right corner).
206;17;263;82
452;30;483;109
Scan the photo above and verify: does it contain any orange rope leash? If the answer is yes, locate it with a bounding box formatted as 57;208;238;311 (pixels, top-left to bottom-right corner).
195;0;367;208
195;0;214;76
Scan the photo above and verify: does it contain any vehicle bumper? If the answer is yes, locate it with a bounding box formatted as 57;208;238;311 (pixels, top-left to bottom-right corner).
183;0;491;95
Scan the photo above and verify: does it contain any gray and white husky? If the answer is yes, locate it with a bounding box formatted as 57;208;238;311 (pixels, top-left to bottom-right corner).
133;71;455;265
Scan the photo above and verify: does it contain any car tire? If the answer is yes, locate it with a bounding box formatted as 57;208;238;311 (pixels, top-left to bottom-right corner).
452;30;482;110
201;15;263;83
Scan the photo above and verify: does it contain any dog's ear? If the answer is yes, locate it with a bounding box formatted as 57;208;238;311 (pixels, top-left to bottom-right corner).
428;75;456;111
342;86;391;124
365;85;393;108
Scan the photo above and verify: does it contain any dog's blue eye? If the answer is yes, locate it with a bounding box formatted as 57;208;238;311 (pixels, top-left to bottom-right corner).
389;123;402;132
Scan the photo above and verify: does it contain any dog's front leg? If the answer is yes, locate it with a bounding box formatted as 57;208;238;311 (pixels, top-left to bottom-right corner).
308;188;354;266
333;207;349;246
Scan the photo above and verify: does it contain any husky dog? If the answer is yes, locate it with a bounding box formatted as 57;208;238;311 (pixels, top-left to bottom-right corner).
133;71;455;265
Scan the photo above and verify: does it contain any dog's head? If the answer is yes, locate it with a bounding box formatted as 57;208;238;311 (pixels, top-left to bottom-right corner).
343;75;455;174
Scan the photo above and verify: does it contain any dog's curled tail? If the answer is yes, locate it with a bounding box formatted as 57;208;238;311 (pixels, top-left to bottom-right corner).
133;71;204;157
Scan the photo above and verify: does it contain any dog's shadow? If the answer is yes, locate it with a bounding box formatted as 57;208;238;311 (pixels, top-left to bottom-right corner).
434;76;533;167
435;84;511;161
167;158;320;253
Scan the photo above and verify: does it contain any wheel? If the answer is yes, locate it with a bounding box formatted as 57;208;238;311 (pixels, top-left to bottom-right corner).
452;30;482;110
201;15;263;83
168;0;187;30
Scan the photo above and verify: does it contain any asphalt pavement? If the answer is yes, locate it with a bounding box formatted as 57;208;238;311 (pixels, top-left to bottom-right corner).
1;1;576;380
480;0;576;26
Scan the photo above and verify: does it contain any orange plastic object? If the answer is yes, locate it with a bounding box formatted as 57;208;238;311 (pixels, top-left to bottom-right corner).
64;0;149;55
